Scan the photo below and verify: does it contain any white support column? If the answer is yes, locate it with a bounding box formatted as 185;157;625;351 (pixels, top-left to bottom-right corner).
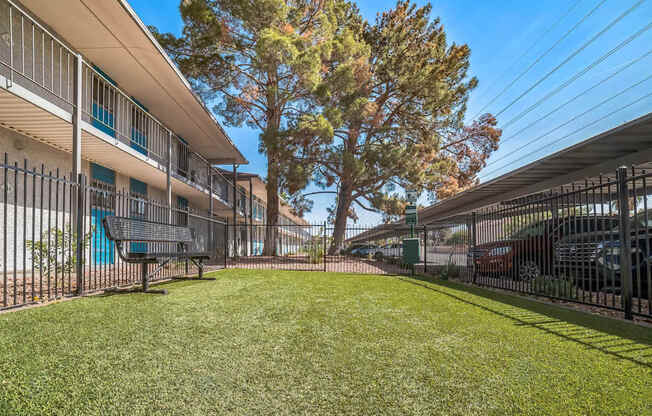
72;53;82;180
167;131;173;223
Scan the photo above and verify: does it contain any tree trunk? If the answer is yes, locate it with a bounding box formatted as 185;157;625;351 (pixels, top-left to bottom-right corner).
263;151;279;256
328;180;353;255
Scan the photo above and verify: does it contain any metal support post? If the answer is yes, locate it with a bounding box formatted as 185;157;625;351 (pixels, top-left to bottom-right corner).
423;225;428;274
471;212;477;283
75;173;85;295
167;131;173;223
72;54;82;180
617;167;633;320
232;164;238;256
250;178;254;256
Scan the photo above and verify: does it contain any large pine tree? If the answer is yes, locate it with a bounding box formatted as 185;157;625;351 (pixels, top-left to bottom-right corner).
296;0;502;253
152;0;346;255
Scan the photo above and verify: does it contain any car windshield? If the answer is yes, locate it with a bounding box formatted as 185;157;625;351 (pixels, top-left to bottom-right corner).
552;217;619;235
610;213;652;232
510;221;549;239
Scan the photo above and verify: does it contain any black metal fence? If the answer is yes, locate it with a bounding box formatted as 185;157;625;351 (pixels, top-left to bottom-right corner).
0;153;225;310
3;152;651;320
225;223;470;277
465;166;651;320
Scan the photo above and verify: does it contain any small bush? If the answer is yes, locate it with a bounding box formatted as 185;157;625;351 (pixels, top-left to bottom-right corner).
308;245;324;264
532;275;574;297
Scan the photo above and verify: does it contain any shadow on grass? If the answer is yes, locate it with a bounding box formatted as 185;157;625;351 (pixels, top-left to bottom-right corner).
94;277;216;298
398;276;652;369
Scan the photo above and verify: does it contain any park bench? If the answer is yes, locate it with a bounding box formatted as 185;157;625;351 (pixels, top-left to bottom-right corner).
102;216;213;294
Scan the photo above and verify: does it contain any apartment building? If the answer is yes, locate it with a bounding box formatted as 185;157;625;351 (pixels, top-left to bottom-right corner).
0;0;313;276
216;169;311;256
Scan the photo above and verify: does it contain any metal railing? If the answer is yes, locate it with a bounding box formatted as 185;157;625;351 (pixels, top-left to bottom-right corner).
0;0;243;210
0;153;226;310
0;0;75;108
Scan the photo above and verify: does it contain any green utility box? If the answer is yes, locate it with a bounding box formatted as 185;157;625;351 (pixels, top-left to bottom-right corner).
402;238;420;265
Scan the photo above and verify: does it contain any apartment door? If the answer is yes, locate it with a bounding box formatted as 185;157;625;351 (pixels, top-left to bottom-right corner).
90;163;116;265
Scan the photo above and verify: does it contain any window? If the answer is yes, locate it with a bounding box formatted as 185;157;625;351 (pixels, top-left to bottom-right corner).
175;137;190;179
129;178;148;253
90;163;116;210
91;66;117;138
130;99;149;156
176;196;188;226
129;178;147;219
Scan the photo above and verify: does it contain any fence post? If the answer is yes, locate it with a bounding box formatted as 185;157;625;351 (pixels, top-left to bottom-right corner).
75;173;85;295
471;212;477;284
224;218;228;269
323;222;327;273
423;225;428;274
617;167;633;320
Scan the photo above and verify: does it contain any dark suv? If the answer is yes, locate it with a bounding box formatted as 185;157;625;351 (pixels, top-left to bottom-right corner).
576;213;652;298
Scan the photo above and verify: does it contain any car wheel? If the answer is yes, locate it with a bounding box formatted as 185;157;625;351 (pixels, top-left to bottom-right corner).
518;260;540;281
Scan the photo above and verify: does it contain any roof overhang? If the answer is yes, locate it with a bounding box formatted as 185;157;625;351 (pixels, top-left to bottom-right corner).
418;112;652;225
17;0;247;165
350;112;652;242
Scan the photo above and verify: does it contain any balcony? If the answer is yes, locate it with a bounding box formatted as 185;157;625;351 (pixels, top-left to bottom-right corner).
0;0;238;212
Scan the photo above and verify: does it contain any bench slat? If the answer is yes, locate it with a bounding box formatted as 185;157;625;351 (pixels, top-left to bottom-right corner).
103;216;193;243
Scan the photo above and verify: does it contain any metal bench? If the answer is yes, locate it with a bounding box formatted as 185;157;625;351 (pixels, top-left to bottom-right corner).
102;215;213;294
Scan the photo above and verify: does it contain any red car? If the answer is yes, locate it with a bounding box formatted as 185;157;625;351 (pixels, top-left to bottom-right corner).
474;216;619;280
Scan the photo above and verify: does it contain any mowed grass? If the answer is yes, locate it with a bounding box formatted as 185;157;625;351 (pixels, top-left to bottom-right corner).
0;270;651;415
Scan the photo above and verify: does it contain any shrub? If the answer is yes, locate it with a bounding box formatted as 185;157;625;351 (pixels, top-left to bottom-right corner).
308;245;324;264
26;223;93;274
532;275;574;297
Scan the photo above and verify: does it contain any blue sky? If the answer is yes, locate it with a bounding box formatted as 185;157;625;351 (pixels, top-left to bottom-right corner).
130;0;652;224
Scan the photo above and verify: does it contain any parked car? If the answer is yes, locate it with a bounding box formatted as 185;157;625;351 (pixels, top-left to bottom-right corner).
571;212;652;297
341;244;368;256
373;243;403;259
474;216;618;280
350;244;378;257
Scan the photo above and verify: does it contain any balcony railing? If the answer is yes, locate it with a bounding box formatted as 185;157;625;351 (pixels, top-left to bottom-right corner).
0;0;244;211
0;0;75;110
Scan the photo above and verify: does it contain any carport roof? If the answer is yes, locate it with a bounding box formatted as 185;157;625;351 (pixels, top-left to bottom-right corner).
349;112;652;241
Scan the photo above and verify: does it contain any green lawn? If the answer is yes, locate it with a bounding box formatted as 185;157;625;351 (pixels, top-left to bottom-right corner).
0;270;650;415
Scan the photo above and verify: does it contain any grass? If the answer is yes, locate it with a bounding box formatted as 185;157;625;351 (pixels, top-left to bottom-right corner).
0;269;651;415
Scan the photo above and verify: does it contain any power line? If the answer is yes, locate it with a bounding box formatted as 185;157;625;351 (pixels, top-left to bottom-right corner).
472;0;607;119
481;88;652;180
471;0;583;110
500;22;652;131
495;0;646;118
499;49;652;147
483;75;652;171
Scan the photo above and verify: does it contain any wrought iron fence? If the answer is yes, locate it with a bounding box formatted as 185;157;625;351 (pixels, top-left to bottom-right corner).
465;166;651;320
224;223;469;277
0;153;225;310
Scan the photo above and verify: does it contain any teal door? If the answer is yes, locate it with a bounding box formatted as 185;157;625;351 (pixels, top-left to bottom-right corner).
90;163;116;265
92;208;115;265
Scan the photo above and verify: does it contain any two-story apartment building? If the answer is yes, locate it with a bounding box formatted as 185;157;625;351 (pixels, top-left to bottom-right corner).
0;0;312;278
0;0;248;216
215;169;311;256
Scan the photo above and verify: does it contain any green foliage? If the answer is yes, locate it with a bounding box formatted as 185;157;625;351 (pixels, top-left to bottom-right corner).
445;230;467;246
533;275;575;298
26;223;93;274
307;244;324;264
152;0;355;251
304;0;502;252
439;251;460;280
